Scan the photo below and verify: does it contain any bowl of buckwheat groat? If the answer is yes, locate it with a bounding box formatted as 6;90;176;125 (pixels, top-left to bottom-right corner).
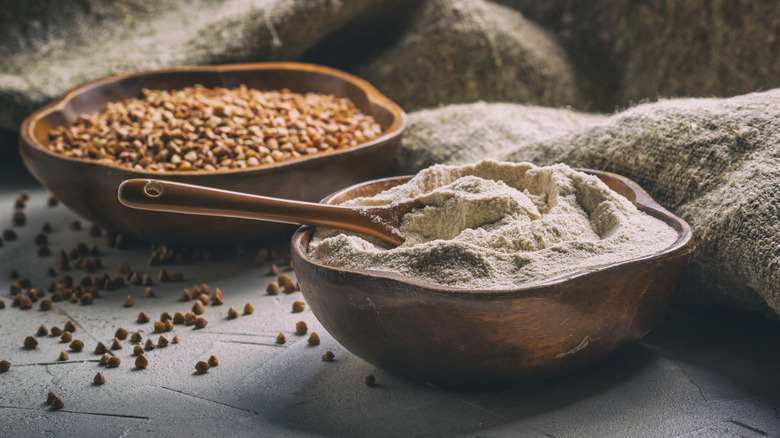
291;160;694;389
20;62;406;244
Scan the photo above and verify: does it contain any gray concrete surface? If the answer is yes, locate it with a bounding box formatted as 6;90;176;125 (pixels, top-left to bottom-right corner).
0;149;778;437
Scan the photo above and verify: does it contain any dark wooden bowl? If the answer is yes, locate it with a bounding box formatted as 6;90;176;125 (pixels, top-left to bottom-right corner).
291;169;695;390
19;63;406;245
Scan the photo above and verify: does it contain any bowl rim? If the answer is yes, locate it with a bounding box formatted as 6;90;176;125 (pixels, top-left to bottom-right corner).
292;168;695;297
19;62;407;176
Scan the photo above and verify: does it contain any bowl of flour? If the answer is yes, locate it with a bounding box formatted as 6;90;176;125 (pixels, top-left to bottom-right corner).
291;160;694;389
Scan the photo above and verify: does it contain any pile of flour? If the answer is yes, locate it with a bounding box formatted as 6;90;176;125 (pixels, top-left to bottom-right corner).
308;160;679;289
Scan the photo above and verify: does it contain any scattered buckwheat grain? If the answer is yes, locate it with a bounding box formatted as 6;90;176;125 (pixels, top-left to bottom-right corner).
227;306;239;319
24;336;38;349
115;327;128;340
64;320;76;333
135;354;148;369
69;340;84;352
195;361;210;374
94;342;108;354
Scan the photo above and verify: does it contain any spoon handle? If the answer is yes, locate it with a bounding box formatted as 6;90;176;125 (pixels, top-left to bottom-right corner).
117;179;403;246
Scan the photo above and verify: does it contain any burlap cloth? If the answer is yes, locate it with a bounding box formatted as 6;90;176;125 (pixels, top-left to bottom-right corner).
2;0;779;317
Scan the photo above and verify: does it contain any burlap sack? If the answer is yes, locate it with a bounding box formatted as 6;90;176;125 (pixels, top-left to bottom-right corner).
398;90;780;317
6;0;779;127
389;102;602;174
0;0;394;130
496;0;780;111
356;0;581;112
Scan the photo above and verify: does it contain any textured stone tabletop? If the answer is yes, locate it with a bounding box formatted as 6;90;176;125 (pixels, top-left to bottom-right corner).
0;148;778;438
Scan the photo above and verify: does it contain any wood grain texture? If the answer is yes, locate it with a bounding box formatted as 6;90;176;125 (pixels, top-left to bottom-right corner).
19;62;406;245
292;170;694;389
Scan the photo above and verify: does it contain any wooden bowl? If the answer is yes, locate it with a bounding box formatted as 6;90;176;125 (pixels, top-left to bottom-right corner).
19;63;406;245
291;169;695;389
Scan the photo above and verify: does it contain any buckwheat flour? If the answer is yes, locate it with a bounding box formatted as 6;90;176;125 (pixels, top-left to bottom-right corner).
308;160;679;289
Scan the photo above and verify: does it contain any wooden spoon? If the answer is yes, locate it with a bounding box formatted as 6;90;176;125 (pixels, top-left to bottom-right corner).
117;179;420;247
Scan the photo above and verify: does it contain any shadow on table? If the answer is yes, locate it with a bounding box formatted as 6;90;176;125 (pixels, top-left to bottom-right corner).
228;304;780;437
640;304;780;404
237;339;654;437
0;129;39;189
